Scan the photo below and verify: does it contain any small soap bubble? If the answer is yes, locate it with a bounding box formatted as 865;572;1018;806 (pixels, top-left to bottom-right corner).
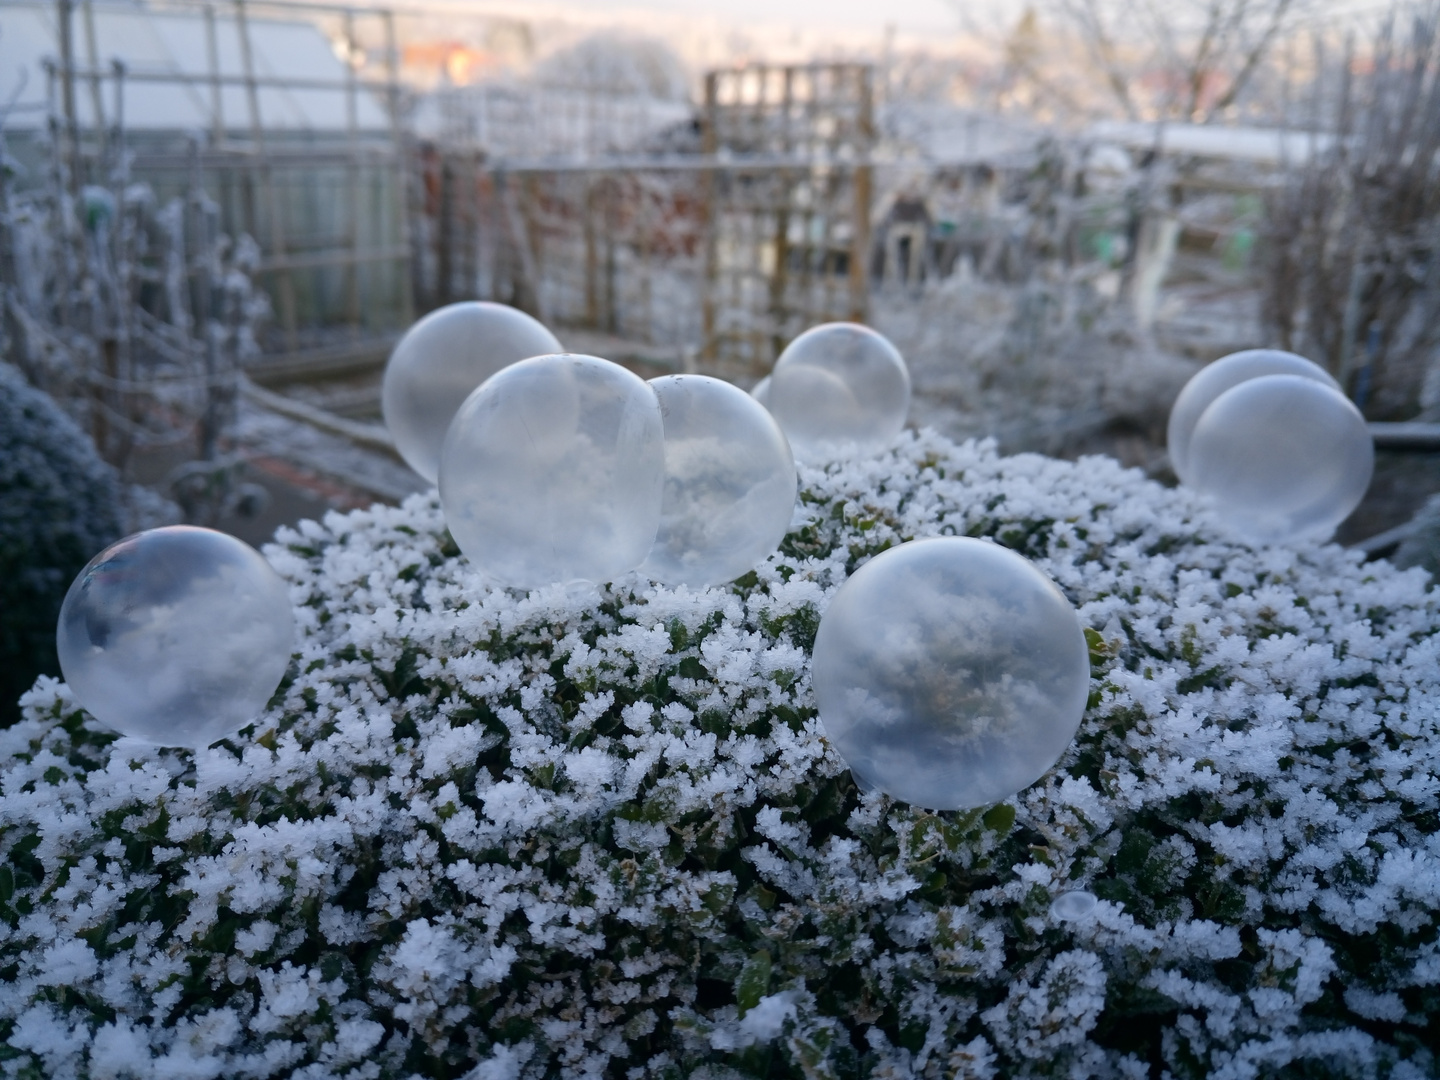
1050;890;1099;922
382;301;561;483
641;375;796;587
767;322;910;462
813;537;1090;811
439;353;665;589
1188;373;1373;543
56;526;294;749
750;375;772;409
1167;348;1339;483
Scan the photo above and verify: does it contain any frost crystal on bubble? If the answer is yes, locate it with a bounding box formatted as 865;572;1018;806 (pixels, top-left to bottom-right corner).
55;526;294;749
812;536;1089;809
641;374;796;588
438;353;665;588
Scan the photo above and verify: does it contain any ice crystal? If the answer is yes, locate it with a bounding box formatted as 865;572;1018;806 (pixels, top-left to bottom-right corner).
2;429;1438;1078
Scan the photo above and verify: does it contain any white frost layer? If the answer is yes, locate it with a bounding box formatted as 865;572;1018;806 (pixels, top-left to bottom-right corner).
2;428;1438;1079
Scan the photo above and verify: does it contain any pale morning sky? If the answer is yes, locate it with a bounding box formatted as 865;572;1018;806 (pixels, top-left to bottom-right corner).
547;0;965;33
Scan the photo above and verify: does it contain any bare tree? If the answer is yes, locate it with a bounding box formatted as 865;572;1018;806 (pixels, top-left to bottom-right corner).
960;0;1311;123
1263;3;1440;419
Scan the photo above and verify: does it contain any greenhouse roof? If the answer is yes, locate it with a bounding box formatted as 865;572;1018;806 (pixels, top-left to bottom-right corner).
0;0;390;133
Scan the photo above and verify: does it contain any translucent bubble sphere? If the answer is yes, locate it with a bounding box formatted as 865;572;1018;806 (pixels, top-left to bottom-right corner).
640;374;797;587
1167;348;1339;483
1188;373;1373;543
382;301;562;483
439;353;665;589
813;537;1090;811
750;375;772;409
767;322;910;463
1050;890;1098;922
56;526;294;749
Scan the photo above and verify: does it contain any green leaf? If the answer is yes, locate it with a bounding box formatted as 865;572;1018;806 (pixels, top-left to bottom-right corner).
735;949;772;1017
982;803;1016;834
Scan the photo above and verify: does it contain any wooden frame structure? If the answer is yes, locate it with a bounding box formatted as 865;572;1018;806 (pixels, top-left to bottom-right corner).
700;62;875;372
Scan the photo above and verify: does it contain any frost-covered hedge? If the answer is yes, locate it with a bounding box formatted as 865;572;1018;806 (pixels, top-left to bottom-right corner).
0;363;122;728
4;429;1440;1079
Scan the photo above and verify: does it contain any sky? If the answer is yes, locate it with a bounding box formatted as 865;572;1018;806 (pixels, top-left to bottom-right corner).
398;0;974;38
492;0;1422;39
544;0;965;34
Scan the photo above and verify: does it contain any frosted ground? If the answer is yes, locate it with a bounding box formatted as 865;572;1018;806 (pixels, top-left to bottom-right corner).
3;428;1439;1077
871;278;1204;468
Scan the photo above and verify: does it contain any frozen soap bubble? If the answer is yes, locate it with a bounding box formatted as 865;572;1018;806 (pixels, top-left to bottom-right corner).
1167;348;1339;483
1050;890;1098;922
767;322;910;462
1188;373;1373;543
640;374;797;587
750;375;772;409
382;301;561;483
439;353;665;589
56;526;294;749
813;537;1090;811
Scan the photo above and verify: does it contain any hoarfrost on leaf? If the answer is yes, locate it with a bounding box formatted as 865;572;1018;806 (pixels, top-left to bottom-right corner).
2;428;1438;1078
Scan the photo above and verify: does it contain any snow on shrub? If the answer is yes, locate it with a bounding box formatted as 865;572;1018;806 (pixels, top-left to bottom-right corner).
0;362;122;728
3;428;1439;1078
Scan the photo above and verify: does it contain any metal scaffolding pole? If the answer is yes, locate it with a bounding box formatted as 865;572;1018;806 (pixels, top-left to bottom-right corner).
235;0;299;348
203;5;225;144
344;7;363;333
383;8;415;326
55;0;80;192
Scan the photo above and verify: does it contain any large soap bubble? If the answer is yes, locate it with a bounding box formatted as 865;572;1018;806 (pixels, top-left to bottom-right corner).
1188;374;1373;543
813;537;1089;810
640;374;796;587
382;301;561;483
439;353;665;589
767;322;910;462
1167;349;1339;483
56;526;294;749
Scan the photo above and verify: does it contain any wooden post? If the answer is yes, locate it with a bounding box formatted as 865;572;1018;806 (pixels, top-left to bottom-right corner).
495;169;544;322
521;174;545;320
603;177;618;333
769;171;791;367
583;175;599;326
636;176;652;342
465;147;480;299
437;149;454;305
